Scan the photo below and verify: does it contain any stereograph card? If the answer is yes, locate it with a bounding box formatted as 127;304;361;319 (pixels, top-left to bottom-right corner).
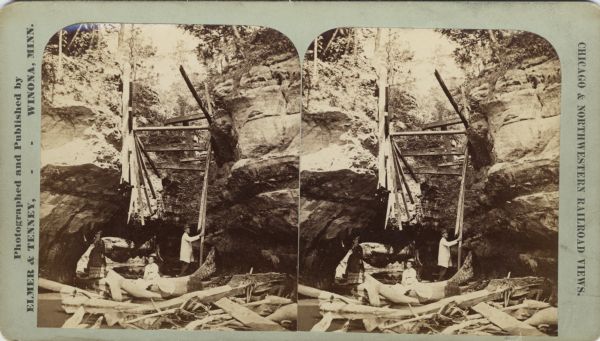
0;1;598;340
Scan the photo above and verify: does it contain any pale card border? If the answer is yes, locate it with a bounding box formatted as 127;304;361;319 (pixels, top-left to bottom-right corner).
0;1;599;340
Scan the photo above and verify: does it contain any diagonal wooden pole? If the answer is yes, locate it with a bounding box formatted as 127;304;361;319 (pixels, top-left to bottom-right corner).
179;65;213;125
197;142;212;265
455;146;469;269
434;69;469;129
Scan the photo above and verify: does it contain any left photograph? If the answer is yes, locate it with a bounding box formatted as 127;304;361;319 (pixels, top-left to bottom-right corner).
38;24;300;331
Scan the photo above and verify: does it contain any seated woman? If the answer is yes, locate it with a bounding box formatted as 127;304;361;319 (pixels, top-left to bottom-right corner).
401;259;418;287
139;254;160;289
359;252;474;306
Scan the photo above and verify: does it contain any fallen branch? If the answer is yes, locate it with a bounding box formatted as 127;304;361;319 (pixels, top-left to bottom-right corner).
471;302;546;336
126;307;178;324
62;306;86;328
214;297;286;331
298;284;361;304
311;312;334;332
440;317;488;335
380;312;437;330
266;303;297;322
125;283;249;314
320;287;507;320
39;277;101;299
183;314;230;331
208;295;292;315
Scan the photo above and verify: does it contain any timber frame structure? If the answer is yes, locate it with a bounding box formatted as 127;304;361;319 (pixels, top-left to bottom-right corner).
379;69;471;268
120;65;215;265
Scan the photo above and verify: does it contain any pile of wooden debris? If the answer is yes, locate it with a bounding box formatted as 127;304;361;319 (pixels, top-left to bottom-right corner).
40;271;297;331
301;276;557;335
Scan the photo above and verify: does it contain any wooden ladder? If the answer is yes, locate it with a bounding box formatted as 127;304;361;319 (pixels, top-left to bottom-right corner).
382;69;471;268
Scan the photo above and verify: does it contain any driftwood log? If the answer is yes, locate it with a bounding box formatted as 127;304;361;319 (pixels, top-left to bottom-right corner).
320;287;507;320
471;302;546;336
214;298;286;331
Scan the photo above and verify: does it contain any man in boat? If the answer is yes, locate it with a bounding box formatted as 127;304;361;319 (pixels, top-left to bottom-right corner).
345;237;365;284
437;230;459;281
87;230;107;279
178;225;204;276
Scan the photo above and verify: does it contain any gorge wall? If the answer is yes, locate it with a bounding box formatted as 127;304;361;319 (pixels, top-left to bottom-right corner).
300;56;560;288
40;45;300;283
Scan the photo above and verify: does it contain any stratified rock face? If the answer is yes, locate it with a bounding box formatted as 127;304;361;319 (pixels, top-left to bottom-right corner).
213;53;301;159
40;102;127;282
300;110;388;287
39;164;128;283
41;104;121;168
463;57;560;280
205;50;301;275
40;46;302;281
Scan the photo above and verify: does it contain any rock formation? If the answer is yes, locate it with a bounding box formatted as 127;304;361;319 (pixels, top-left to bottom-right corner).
300;53;560;287
40;32;300;283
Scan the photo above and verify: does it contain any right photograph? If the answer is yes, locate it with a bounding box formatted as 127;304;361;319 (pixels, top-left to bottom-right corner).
299;28;559;335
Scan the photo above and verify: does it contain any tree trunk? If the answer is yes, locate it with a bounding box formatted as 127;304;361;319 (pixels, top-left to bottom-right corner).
57;30;63;83
313;38;318;85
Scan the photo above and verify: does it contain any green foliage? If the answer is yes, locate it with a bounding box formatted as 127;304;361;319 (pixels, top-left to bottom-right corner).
439;29;557;78
309;28;359;62
180;25;295;79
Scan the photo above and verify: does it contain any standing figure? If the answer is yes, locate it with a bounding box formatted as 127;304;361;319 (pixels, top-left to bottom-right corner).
179;225;202;276
437;230;459;281
345;237;365;284
149;235;164;263
87;230;107;279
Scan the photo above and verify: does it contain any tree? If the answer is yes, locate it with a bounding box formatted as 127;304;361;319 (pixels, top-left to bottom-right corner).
439;29;557;80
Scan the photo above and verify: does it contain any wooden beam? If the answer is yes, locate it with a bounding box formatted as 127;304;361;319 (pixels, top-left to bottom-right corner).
438;160;463;167
422;118;463;130
393;142;418;182
164;114;206;125
434;69;469;128
179;65;213;125
165;114;206;125
135;136;161;178
155;166;205;171
135;140;156;199
413;169;462;176
144;145;207;152
471;302;546;336
402;148;464;157
214;298;286;331
391;142;414;204
134;125;209;132
133;139;155;204
390;129;466;137
181;155;207;163
197;143;212;265
455;147;469;268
